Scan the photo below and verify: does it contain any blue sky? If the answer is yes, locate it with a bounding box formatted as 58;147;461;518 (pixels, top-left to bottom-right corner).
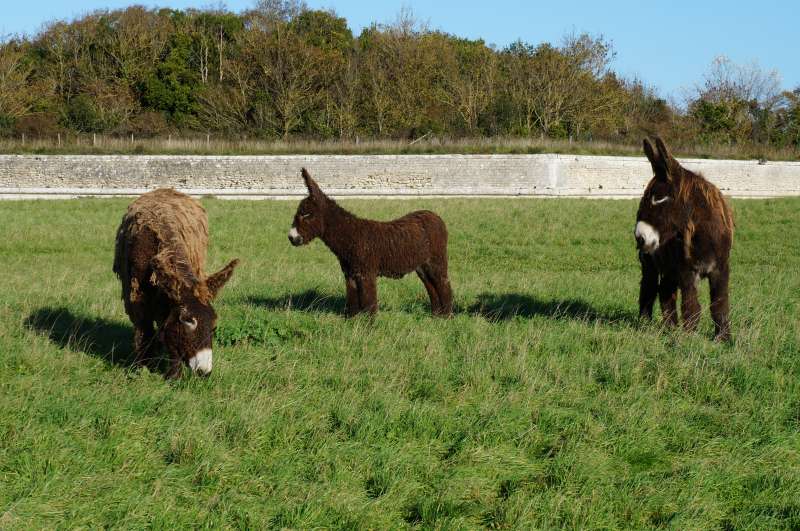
3;0;798;100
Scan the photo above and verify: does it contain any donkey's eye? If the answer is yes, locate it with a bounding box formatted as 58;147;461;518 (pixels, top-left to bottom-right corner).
301;213;312;219
651;195;670;206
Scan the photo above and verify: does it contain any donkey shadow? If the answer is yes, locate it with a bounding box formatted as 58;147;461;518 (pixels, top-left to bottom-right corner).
245;289;346;314
24;307;137;368
245;289;637;327
469;293;638;326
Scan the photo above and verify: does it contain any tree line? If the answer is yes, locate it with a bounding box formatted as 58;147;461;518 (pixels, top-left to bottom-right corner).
0;0;797;150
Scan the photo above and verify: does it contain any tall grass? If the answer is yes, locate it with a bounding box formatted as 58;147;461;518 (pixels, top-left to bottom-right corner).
1;134;799;160
0;197;798;528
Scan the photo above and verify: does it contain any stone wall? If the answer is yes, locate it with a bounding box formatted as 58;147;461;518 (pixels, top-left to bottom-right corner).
1;154;798;199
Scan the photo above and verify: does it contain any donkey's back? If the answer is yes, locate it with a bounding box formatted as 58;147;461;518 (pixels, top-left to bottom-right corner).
372;210;448;278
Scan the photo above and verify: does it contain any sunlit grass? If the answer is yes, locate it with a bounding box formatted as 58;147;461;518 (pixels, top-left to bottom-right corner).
0;197;798;528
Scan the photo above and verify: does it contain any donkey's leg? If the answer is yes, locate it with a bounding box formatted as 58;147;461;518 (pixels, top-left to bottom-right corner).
165;356;183;379
133;321;156;367
638;252;659;319
421;258;452;316
432;267;453;317
344;276;359;317
357;274;379;315
709;265;731;341
416;266;441;314
658;274;679;327
126;278;159;368
679;271;702;332
130;298;158;367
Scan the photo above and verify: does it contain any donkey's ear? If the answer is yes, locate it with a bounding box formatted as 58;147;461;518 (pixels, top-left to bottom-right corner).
301;168;324;200
654;136;682;178
654;136;673;161
643;138;659;165
644;137;673;182
207;259;239;299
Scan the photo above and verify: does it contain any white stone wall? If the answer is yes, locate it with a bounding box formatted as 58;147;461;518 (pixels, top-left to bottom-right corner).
1;154;798;199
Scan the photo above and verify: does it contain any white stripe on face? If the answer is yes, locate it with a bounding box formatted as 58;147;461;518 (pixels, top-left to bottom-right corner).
635;221;660;253
189;348;212;375
288;227;300;239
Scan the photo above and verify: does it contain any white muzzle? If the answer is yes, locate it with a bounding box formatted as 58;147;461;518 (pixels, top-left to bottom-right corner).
288;227;303;245
635;221;660;254
189;348;212;375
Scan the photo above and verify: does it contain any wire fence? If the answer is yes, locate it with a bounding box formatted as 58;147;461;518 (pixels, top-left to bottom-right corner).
0;134;798;160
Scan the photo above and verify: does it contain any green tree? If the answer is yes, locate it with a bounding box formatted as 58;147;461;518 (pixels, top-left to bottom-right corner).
0;41;35;133
242;20;320;138
438;37;496;135
140;23;200;127
0;3;794;149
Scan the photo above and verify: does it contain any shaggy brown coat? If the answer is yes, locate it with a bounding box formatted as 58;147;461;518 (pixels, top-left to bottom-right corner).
114;188;238;377
635;137;734;340
288;169;453;316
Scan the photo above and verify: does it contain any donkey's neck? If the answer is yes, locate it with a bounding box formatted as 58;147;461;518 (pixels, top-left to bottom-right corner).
319;200;361;256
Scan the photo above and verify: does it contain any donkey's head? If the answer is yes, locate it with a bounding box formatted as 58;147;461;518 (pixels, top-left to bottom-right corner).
153;256;239;376
288;168;329;246
635;137;687;254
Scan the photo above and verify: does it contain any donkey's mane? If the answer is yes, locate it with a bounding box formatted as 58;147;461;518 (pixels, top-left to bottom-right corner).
115;188;213;304
676;168;734;233
323;194;355;218
319;193;386;232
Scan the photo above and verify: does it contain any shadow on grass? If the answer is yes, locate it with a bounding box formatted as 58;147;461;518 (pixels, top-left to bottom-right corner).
469;292;638;326
245;289;346;315
244;289;639;326
252;289;459;317
24;307;137;368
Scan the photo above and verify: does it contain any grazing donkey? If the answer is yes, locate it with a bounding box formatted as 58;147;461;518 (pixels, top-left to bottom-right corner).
635;137;734;341
114;188;239;378
288;168;453;316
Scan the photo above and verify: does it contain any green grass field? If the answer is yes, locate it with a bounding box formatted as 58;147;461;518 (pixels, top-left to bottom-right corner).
1;197;799;529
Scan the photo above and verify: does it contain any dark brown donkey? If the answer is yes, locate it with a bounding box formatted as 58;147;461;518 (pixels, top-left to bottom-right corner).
635;137;734;341
114;189;239;378
288;168;453;316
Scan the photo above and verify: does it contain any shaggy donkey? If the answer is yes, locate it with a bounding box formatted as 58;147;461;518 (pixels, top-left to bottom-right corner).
114;188;239;378
288;168;453;316
635;137;734;341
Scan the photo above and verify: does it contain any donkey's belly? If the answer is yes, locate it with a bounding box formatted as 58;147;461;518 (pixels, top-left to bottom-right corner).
379;266;415;279
378;250;429;279
374;225;433;278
